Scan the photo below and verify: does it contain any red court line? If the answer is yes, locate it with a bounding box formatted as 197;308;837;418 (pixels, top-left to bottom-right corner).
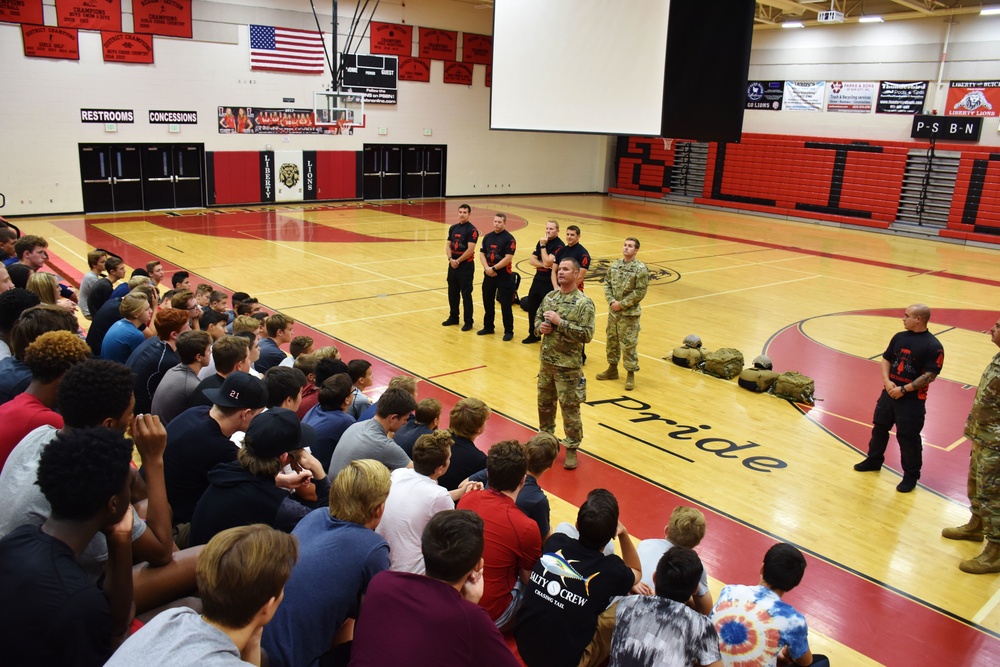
42;212;1000;666
427;365;487;379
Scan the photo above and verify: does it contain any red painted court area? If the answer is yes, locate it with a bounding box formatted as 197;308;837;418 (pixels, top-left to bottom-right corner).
264;327;1000;667
40;204;1000;666
72;202;527;247
765;308;999;504
271;331;1000;667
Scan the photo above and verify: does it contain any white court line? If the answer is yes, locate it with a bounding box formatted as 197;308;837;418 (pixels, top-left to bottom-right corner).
640;275;822;310
656;239;747;251
678;255;809;275
803;272;1000;311
660;242;748;252
353;256;447;267
973;585;1000;625
252;271;443;297
569;339;678;368
308;304;448;326
46;237;87;264
253;277;396;297
238;234;424;289
795;405;946;450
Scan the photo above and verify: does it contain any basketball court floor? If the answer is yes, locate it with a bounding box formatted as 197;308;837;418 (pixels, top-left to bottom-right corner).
23;194;1000;665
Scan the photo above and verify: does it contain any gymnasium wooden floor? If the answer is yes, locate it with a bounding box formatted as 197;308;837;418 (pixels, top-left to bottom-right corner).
26;194;1000;665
